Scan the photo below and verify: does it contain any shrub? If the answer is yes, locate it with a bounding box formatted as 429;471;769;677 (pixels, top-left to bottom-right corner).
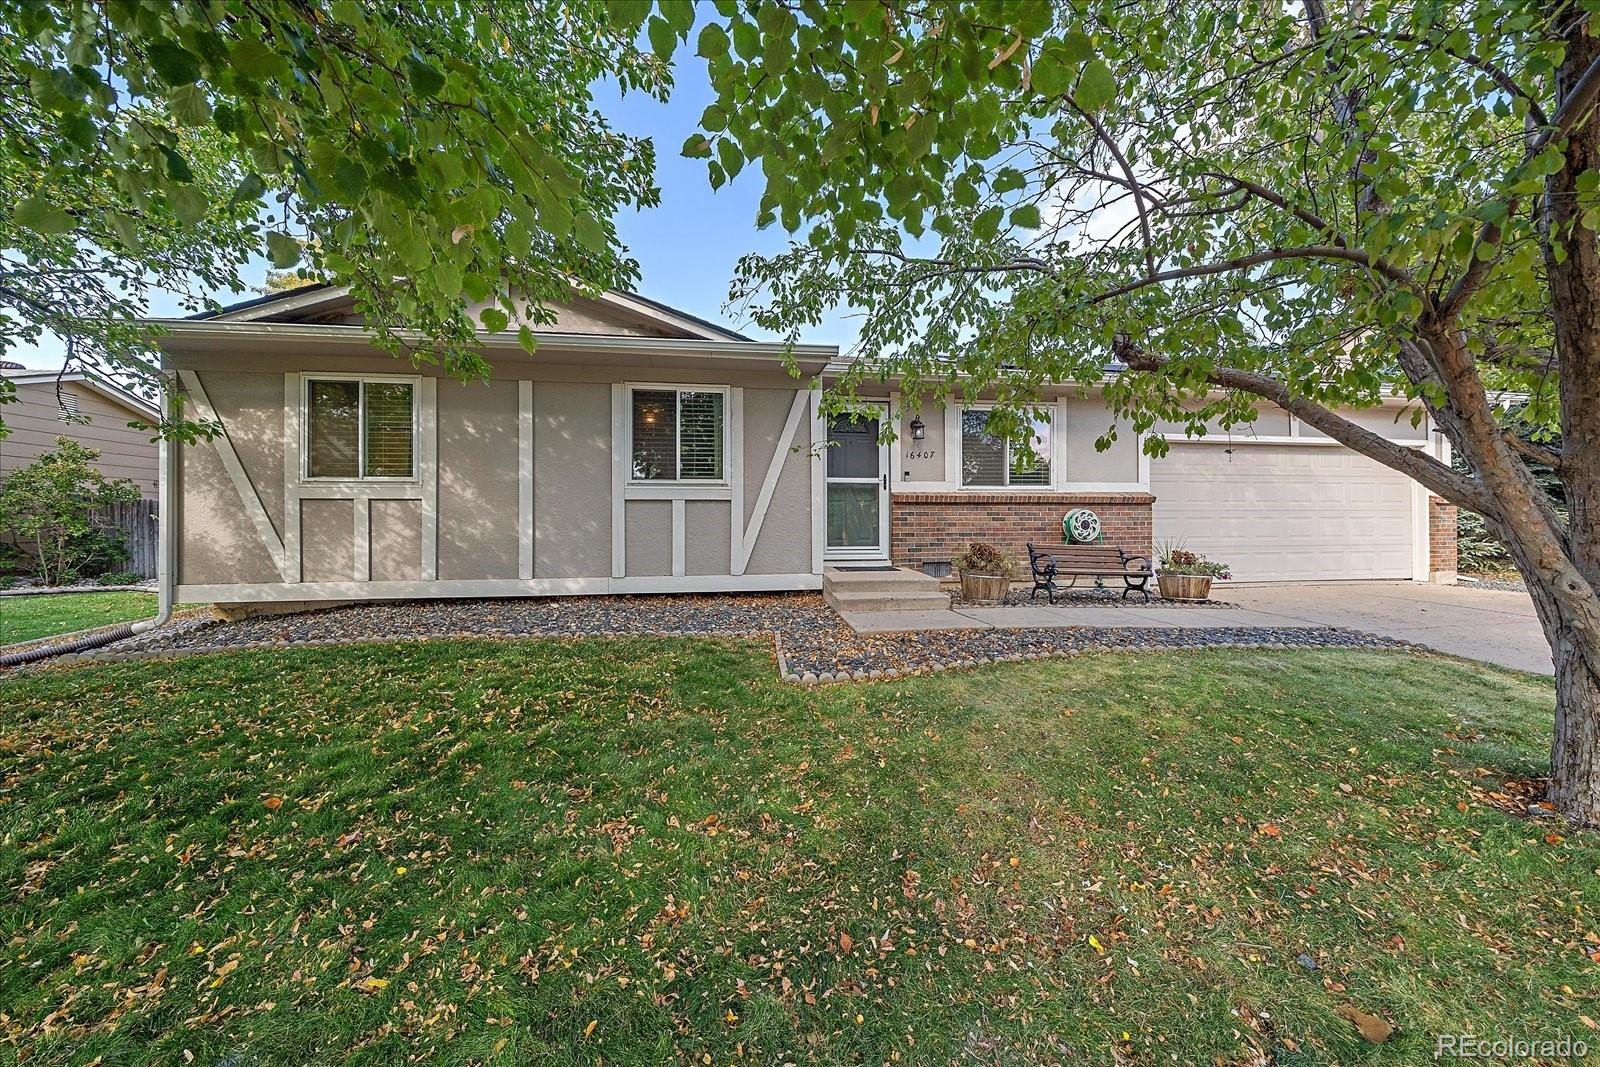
954;541;1015;578
95;570;146;586
0;438;140;586
1457;509;1514;574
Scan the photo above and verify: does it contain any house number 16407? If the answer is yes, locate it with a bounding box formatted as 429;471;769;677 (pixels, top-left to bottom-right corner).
905;450;937;460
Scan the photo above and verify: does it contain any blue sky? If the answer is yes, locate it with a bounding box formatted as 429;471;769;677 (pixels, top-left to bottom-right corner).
12;42;860;370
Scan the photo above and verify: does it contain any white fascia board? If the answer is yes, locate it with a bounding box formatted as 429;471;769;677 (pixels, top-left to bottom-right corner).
5;370;160;421
207;285;353;322
144;319;839;365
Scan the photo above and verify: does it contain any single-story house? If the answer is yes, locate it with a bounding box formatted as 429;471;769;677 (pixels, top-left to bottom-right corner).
147;284;1457;606
0;364;161;498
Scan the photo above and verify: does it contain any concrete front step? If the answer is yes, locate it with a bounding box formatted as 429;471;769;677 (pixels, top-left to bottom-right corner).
822;565;943;594
824;589;954;614
822;565;950;614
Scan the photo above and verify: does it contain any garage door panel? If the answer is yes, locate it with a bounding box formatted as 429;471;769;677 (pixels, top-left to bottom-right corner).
1151;444;1415;582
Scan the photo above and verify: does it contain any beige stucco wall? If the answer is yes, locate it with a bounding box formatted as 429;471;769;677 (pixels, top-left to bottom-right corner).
533;381;612;579
742;388;812;576
1061;397;1141;483
896;403;944;482
438;380;519;581
369;499;422;582
170;356;820;595
301;498;354;582
0;380;159;497
624;500;673;576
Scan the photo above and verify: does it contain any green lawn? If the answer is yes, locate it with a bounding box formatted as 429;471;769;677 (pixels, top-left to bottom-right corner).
0;640;1588;1064
0;591;158;646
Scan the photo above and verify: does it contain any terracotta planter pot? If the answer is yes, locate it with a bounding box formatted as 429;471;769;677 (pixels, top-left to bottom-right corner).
1158;573;1213;601
959;571;1011;604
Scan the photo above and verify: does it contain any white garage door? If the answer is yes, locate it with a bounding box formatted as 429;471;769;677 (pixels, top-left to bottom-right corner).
1151;444;1416;582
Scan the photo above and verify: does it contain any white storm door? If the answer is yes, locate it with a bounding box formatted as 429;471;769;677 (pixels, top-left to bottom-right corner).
825;404;890;560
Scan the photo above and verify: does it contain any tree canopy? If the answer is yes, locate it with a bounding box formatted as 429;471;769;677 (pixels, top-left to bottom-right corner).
683;0;1600;822
0;0;685;428
688;0;1568;453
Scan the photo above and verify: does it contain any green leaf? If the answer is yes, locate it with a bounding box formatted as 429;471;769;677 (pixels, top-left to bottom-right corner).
1031;43;1079;98
168;185;209;226
573;212;607;252
681;134;713;159
229;172;266;207
1010;203;1042;229
405;54;446;97
1076;58;1116;111
14;196;73;236
266;232;302;268
159;144;194;183
697;22;730;59
167;84;211;126
479;306;509;332
147;40;201;86
647;17;676;60
228;38;281;80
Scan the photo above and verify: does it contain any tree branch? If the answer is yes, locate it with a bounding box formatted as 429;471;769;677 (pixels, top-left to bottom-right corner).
1087;244;1419;305
1114;335;1497;514
1069;100;1157;276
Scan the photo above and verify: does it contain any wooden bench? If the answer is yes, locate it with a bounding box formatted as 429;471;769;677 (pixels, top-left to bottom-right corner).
1027;542;1154;603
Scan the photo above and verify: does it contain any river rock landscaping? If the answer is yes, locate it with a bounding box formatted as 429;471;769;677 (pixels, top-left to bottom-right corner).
20;593;1408;682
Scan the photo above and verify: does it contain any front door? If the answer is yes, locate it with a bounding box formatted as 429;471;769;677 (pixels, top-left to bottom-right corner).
825;404;890;560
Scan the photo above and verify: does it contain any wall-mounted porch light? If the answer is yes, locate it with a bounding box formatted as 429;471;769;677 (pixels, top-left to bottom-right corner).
909;415;926;440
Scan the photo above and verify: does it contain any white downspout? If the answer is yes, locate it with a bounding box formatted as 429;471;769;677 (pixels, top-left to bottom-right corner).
131;371;176;633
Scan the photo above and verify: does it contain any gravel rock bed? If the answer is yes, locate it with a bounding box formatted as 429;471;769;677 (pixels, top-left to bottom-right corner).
16;593;1408;684
775;625;1401;683
1457;576;1528;593
947;587;1234;608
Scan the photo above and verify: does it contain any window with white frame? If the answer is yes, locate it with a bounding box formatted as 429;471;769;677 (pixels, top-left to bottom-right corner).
960;408;1052;487
630;386;726;481
304;377;416;480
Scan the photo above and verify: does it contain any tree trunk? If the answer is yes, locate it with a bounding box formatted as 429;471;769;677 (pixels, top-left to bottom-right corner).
1539;9;1600;824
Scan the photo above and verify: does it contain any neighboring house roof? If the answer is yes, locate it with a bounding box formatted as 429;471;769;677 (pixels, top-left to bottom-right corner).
190;282;755;343
2;369;160;422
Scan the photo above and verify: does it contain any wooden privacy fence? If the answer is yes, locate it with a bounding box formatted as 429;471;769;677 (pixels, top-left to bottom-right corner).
93;499;159;578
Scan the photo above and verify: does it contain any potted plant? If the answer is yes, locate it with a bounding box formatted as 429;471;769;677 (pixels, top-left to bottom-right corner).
954;541;1015;603
1156;543;1231;600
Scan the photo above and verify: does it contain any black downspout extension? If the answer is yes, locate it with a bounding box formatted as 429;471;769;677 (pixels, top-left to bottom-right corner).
0;624;139;668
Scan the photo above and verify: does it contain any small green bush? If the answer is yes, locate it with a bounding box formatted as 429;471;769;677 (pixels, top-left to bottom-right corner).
95;570;146;586
0;438;139;585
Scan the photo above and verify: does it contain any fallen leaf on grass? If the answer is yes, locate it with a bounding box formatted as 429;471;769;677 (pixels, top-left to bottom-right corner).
360;976;388;992
262;796;282;810
1336;1005;1394;1043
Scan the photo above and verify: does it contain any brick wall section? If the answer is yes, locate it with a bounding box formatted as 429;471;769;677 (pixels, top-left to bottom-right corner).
891;492;1155;572
1429;495;1459;579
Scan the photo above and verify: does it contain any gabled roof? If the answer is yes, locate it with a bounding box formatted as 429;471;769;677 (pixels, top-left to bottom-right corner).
191;282;754;342
2;369;160;421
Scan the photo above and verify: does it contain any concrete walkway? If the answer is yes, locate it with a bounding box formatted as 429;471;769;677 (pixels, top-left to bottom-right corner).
839;580;1552;676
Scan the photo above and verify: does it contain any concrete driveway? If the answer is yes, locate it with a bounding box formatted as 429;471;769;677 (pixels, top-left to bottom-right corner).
1217;581;1552;675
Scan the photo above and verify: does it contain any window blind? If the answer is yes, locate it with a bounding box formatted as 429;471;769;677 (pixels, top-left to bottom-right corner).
678;391;724;479
1009;418;1051;485
961;410;1051;487
960;410;1006;487
363;382;414;478
308;380;360;478
631;389;677;480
